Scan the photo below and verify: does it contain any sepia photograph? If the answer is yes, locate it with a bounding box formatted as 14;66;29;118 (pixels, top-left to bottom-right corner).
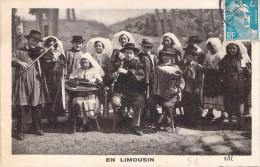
11;8;252;155
1;0;259;166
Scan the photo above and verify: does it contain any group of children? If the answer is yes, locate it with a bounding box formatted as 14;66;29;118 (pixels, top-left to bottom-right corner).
12;29;252;140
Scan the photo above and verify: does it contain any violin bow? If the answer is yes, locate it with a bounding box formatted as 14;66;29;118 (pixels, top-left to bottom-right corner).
18;39;60;77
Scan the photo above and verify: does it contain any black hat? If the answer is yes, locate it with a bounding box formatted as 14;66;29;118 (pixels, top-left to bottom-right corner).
140;38;154;47
24;30;43;42
186;36;203;44
183;45;199;55
71;36;85;42
120;43;140;54
159;46;177;56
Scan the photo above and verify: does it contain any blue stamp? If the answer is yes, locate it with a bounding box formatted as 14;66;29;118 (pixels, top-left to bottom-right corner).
225;0;258;41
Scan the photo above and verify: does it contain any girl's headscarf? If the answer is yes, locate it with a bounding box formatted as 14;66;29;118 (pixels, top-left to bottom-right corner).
222;41;251;67
206;37;225;59
86;37;112;57
157;32;184;59
43;36;65;56
80;53;105;76
111;31;135;49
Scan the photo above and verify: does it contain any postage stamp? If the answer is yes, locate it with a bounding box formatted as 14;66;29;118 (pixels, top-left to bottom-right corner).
225;0;258;41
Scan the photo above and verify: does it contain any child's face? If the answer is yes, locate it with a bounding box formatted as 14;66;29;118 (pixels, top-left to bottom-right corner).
162;53;172;63
124;49;135;60
27;37;40;49
72;42;83;51
141;45;152;53
119;34;129;47
45;41;56;53
80;59;90;69
185;53;196;62
228;44;238;56
207;43;216;55
95;41;103;54
163;36;174;46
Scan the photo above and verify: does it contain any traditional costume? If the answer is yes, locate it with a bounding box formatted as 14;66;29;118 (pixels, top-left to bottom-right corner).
111;31;135;71
42;36;66;124
65;36;85;79
12;30;50;140
157;32;184;66
86;37;112;81
182;44;204;124
138;39;159;99
65;36;85;119
219;42;251;117
185;36;206;65
203;38;225;111
69;53;103;131
148;46;185;131
111;43;145;136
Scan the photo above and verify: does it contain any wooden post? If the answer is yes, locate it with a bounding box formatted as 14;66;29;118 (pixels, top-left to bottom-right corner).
46;10;53;36
155;9;163;37
171;9;177;34
52;9;59;37
66;9;71;21
36;11;44;35
72;8;76;21
163;9;169;33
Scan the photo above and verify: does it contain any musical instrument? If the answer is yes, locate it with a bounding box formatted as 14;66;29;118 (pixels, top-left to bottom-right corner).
18;40;60;77
153;65;182;98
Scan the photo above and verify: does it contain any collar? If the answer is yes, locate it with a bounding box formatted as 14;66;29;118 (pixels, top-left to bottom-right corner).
161;62;172;66
71;47;81;53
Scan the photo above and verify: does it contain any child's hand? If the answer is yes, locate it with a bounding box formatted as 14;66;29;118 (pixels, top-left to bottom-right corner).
118;68;128;74
119;53;125;60
190;61;198;67
112;96;121;107
89;78;96;84
111;72;118;79
19;61;29;70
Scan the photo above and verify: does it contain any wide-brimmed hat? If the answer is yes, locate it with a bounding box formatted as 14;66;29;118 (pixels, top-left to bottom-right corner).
183;45;199;55
71;36;85;42
159;46;177;56
24;30;43;42
186;36;203;44
140;38;154;47
120;43;140;54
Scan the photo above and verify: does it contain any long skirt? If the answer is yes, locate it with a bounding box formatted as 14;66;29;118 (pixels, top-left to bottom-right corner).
203;69;224;110
204;96;224;110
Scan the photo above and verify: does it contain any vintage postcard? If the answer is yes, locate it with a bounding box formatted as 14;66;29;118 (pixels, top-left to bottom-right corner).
0;0;259;166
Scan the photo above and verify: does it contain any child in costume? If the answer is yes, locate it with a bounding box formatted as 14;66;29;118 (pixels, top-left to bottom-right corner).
69;53;103;131
157;32;184;67
147;46;184;132
182;45;204;126
42;36;66;127
219;42;251;128
110;43;145;136
110;31;135;72
202;37;226;123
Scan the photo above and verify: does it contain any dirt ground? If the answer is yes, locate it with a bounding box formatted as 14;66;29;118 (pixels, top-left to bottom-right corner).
12;110;251;155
